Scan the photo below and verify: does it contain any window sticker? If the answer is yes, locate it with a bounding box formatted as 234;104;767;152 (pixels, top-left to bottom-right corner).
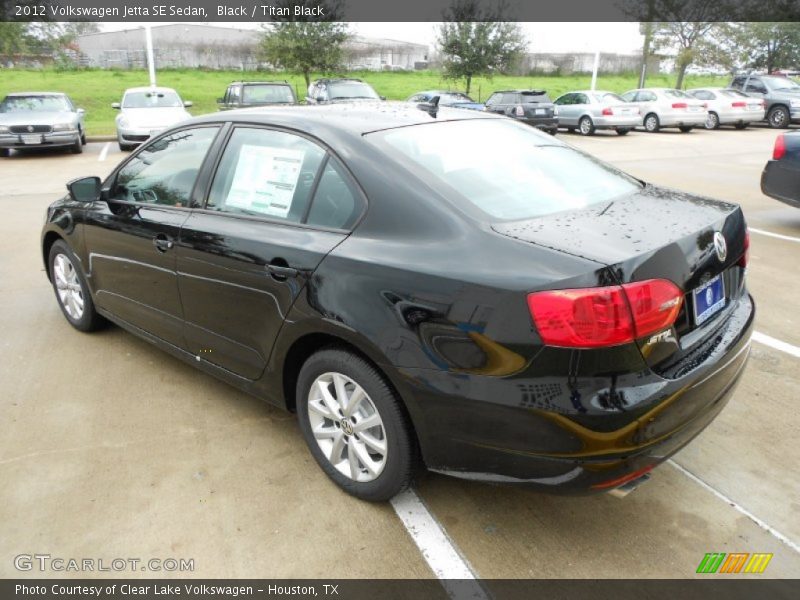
225;144;305;217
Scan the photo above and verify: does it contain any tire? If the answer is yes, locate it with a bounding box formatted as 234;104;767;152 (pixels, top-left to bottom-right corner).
296;348;416;501
80;129;87;145
70;136;83;154
616;128;631;136
578;116;595;136
48;240;105;332
735;122;748;130
679;125;693;133
644;113;660;133
566;127;575;133
705;112;720;130
768;105;790;129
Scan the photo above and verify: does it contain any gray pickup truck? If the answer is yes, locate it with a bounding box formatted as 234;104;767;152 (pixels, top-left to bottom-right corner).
729;74;800;128
217;81;297;110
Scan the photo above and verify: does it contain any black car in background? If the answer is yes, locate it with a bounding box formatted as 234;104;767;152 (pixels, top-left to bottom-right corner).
485;89;558;134
217;81;297;110
762;132;800;208
305;78;383;104
42;104;753;501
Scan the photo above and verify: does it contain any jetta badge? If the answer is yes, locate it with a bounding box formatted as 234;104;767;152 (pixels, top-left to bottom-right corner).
713;232;727;263
27;125;34;132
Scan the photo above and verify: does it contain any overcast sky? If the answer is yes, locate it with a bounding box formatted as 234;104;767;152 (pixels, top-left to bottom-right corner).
100;22;644;54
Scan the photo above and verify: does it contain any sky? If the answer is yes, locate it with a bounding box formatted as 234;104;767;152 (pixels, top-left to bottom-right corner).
100;22;645;55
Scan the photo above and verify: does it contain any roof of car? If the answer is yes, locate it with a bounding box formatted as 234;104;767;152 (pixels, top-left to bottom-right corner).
491;89;548;94
5;92;67;97
123;86;180;94
188;101;498;135
570;90;617;95
314;78;364;84
417;90;469;95
229;81;291;86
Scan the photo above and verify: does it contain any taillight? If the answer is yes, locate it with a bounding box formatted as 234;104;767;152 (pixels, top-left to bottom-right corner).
601;107;613;116
515;104;524;117
732;101;746;108
738;229;750;268
773;134;786;160
671;102;688;109
761;100;767;109
702;102;708;109
527;279;684;348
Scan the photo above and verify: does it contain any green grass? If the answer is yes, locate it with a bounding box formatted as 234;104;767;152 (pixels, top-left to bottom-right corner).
0;68;731;136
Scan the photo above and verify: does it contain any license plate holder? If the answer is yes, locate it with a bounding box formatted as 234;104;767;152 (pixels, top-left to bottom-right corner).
21;134;42;144
535;108;546;115
693;273;726;326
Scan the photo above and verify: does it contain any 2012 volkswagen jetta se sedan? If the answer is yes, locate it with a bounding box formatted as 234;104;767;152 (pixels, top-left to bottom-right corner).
41;104;754;501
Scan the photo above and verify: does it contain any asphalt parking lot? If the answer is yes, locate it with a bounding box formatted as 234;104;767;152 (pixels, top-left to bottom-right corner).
1;126;799;582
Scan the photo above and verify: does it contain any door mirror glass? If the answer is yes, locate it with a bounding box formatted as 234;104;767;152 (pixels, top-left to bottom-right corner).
111;102;121;109
184;100;193;107
68;176;102;203
76;108;85;115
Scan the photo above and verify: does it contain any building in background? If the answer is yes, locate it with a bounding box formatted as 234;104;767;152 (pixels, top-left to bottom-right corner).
74;24;429;71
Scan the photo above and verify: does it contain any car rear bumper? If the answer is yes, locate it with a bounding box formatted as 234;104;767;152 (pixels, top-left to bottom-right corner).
657;112;707;127
717;109;765;124
761;159;800;208
0;131;79;149
593;115;641;128
394;292;754;494
518;116;558;132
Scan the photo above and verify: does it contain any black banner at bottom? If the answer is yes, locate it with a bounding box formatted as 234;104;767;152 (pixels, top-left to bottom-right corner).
3;579;799;600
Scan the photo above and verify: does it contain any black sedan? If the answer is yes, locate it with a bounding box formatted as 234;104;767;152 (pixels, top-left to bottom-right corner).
42;104;754;501
762;132;800;208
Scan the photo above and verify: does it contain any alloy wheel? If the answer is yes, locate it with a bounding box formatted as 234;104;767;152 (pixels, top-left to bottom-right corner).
645;115;658;132
53;253;84;320
307;371;388;482
705;112;719;129
579;117;593;135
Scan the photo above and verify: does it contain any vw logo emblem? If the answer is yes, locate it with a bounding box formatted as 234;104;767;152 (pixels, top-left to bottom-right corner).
713;232;727;263
27;125;34;132
340;420;354;436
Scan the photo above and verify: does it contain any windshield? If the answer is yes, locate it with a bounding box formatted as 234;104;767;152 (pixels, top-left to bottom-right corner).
122;90;183;109
370;119;641;221
593;92;626;103
327;82;380;100
765;76;800;91
438;93;474;105
242;85;294;104
0;96;70;112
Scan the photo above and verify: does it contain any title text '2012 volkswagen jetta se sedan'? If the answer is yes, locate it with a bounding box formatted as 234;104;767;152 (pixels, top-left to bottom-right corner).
42;104;753;501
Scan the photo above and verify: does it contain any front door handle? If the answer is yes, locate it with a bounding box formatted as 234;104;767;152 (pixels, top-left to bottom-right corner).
153;233;174;252
266;262;298;280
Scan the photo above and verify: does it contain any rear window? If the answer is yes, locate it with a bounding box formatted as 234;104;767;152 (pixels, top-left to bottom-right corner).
663;90;690;99
521;92;551;103
720;89;749;98
369;119;641;221
593;92;626;103
242;85;294;104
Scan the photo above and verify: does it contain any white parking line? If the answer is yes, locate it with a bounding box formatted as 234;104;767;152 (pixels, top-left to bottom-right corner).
669;461;800;555
749;227;800;243
98;142;110;162
391;488;488;599
753;331;800;359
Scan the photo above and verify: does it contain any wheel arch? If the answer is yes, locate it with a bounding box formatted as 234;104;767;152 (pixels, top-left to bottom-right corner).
42;230;64;280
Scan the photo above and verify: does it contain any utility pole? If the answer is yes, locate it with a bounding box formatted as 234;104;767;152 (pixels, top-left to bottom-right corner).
144;25;156;87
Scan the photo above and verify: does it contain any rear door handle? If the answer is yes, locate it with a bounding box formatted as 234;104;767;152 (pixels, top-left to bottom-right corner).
153;233;174;252
266;263;298;280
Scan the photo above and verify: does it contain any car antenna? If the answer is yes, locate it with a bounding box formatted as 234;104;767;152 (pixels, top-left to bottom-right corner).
417;95;440;117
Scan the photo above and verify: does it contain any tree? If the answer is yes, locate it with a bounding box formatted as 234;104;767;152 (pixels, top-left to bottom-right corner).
0;22;30;57
652;21;720;88
436;0;527;95
726;23;800;74
260;0;350;88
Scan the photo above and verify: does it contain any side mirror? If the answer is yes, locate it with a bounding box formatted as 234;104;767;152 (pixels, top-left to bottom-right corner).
76;108;85;115
67;176;102;203
184;100;193;107
380;96;386;101
216;97;224;104
111;102;121;109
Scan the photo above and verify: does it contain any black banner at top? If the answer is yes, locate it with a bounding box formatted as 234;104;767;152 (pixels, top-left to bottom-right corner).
2;0;800;23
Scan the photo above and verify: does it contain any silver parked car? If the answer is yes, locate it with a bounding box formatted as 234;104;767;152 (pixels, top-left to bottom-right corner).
113;86;192;151
621;88;707;133
553;90;641;135
687;87;766;129
0;92;85;156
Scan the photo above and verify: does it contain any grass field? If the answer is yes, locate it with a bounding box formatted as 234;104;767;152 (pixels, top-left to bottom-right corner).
0;68;730;135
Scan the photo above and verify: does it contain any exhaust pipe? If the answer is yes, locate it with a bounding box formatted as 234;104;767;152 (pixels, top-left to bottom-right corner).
608;473;651;498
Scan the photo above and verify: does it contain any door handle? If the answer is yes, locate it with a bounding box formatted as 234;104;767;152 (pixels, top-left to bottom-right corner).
266;262;298;280
152;233;174;252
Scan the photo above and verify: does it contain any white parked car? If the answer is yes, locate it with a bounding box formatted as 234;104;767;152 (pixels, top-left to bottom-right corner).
621;88;707;133
553;90;641;135
112;86;192;151
687;87;766;130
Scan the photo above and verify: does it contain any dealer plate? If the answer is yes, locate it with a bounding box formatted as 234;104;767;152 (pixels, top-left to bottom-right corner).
693;273;726;326
535;108;546;115
21;134;42;144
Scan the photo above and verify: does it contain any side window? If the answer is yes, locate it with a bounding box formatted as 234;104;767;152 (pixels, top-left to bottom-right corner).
230;85;241;102
306;158;362;230
111;127;219;207
640;91;656;102
622;91;637;102
746;80;767;94
575;94;588;105
554;94;572;105
485;93;501;107
732;76;746;88
207;127;325;222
